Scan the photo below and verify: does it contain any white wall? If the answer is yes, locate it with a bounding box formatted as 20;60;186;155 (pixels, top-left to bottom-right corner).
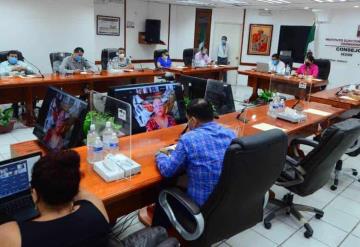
94;1;124;57
0;0;96;74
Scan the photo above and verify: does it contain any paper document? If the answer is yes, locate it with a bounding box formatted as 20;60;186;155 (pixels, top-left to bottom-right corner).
304;108;331;116
252;123;286;132
339;96;358;101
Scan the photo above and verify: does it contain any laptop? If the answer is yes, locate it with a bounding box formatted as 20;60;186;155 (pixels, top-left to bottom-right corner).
0;152;42;222
256;62;269;73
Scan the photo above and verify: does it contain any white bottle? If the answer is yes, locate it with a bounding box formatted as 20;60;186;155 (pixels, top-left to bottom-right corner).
92;137;104;163
102;121;114;153
108;133;119;155
86;124;98;164
279;99;285;112
285;65;291;76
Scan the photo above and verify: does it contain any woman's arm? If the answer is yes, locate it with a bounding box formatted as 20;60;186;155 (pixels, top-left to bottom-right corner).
74;189;109;222
0;221;21;247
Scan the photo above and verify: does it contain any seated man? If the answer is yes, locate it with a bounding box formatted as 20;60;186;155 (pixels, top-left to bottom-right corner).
194;47;212;67
109;47;134;70
269;53;285;74
0;50;35;76
157;50;172;69
59;47;97;74
296;55;319;78
0;150;110;247
152;99;236;227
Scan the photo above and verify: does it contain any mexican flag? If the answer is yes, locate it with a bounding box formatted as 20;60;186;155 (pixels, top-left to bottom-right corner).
305;23;316;56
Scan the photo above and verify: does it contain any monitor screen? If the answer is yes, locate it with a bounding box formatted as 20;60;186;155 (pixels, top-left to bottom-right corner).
108;82;187;133
33;87;88;151
205;80;235;116
177;75;208;101
0;153;41;199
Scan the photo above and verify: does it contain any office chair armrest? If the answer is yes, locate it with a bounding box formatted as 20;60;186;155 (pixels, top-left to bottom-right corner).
290;138;319;148
275;156;305;187
159;188;205;241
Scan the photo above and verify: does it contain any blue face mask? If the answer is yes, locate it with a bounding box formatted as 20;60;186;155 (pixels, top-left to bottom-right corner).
221;40;226;45
272;60;279;66
8;57;18;65
74;55;82;62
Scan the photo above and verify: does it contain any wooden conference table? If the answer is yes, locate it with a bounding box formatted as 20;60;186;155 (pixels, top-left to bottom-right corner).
310;87;360;110
167;65;238;80
10;100;345;222
238;70;328;102
0;70;164;126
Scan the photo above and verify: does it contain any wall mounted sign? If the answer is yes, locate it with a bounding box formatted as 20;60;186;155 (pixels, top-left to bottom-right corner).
323;37;360;64
96;15;120;36
247;24;273;56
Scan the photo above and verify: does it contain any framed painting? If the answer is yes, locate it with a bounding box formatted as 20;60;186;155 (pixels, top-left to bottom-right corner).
247;24;273;56
96;15;120;36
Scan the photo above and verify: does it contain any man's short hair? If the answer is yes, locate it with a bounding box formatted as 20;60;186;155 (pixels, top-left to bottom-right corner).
73;47;84;53
7;50;19;57
118;48;125;51
272;53;280;59
186;99;214;122
221;36;228;41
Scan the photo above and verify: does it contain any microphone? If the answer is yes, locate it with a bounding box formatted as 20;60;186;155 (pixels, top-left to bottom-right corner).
23;57;45;78
236;106;249;123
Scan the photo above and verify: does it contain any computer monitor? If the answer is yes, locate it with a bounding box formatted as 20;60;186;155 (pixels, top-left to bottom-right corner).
176;75;208;100
0;152;41;200
33;86;88;151
101;48;118;70
205;79;235;115
108;82;187;133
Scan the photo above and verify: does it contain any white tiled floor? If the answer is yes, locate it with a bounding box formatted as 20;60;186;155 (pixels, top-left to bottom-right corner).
1;101;360;247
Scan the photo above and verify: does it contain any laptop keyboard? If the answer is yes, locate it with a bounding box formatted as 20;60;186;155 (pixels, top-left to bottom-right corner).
0;196;34;217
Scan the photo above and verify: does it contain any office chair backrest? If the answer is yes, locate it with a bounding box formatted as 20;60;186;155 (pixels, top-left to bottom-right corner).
183;48;198;67
314;59;331;80
196;129;288;246
0;50;24;63
49;52;71;73
101;48;118;70
280;55;293;69
205;79;235;115
154;49;168;68
295;118;360;196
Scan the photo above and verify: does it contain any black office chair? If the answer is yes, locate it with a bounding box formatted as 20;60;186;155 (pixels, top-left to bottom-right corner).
265;118;360;238
183;48;198;67
101;48;118;70
280;55;293;69
0;50;24;63
205;79;235;115
154;49;168;68
49;52;71;73
314;59;331;80
159;129;288;246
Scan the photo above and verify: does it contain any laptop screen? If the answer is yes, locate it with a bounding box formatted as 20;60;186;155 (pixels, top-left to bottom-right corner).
0;154;41;199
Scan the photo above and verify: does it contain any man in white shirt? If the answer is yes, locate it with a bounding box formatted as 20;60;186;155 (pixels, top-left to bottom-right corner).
269;53;285;75
216;36;230;82
0;51;35;76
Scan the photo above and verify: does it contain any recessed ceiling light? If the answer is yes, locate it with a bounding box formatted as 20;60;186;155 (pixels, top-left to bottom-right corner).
354;5;359;7
326;0;333;2
339;0;346;2
313;0;323;3
304;6;309;9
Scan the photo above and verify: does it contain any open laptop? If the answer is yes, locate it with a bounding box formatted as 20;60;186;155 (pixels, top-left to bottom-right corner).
0;152;42;222
256;62;269;73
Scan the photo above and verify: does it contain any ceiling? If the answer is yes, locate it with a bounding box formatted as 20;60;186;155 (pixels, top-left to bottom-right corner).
142;0;360;10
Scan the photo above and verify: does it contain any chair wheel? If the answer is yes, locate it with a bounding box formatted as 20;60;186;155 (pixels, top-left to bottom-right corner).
264;222;272;229
315;213;324;219
304;230;313;238
353;171;358;176
304;223;313;238
330;185;337;191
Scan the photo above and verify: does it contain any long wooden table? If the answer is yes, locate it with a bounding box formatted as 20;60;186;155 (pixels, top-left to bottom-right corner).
10;100;344;222
310;87;360;110
238;70;328;101
167;65;238;80
0;70;164;126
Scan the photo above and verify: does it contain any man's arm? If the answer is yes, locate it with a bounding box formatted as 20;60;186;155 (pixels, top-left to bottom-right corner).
84;59;97;72
59;57;74;74
19;61;35;75
156;139;188;178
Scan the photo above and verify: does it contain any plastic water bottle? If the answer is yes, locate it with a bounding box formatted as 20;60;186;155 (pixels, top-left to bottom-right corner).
107;133;119;155
102;121;114;153
279;99;285;113
86;124;98;164
92;137;104;163
285;65;291;76
268;101;276;118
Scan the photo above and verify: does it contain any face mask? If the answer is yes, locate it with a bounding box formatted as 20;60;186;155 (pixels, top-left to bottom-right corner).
8;57;18;65
221;40;226;45
305;62;311;66
119;53;125;59
74;55;82;62
272;60;279;66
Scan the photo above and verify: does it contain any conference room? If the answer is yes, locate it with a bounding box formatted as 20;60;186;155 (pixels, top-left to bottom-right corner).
0;0;360;246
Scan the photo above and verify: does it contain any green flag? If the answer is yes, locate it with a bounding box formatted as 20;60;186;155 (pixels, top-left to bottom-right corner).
305;23;316;56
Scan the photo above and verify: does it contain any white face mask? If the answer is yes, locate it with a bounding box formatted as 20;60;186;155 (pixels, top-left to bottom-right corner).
119;53;125;59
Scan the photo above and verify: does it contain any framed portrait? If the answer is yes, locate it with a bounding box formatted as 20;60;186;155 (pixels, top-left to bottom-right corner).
96;15;120;36
357;25;360;38
247;24;273;56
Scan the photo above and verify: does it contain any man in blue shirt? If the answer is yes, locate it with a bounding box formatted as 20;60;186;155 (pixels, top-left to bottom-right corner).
0;51;35;76
155;98;235;210
156;50;172;68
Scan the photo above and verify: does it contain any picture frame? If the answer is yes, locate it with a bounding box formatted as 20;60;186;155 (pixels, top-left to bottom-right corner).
247;24;273;56
357;25;360;38
96;15;120;36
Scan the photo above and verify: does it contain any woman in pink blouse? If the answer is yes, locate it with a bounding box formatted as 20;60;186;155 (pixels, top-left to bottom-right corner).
296;55;319;78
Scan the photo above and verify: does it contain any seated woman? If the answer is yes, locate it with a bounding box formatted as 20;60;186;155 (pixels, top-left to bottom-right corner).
0;150;110;247
156;50;172;69
296;55;319;78
146;97;176;131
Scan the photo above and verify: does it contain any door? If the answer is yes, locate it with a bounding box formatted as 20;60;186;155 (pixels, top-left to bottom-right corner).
194;9;212;50
211;22;242;85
